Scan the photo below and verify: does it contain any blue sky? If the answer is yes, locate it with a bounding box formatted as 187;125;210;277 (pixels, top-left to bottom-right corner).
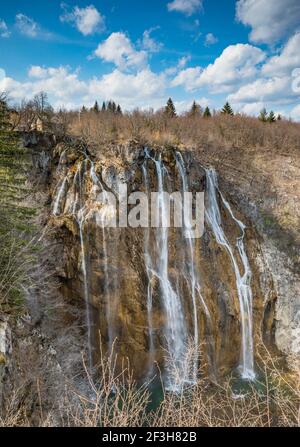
0;0;300;119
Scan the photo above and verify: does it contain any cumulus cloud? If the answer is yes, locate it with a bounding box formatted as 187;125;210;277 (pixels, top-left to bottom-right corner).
15;13;39;37
60;4;105;36
0;65;166;111
171;67;202;91
262;32;300;76
290;104;300;121
204;33;218;46
140;28;162;53
227;76;294;104
0;19;10;38
236;0;300;44
28;66;48;79
167;0;203;16
94;32;148;70
172;44;266;93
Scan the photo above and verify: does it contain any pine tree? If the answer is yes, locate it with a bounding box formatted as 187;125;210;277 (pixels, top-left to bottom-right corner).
189;101;202;117
116;104;122;115
268;111;276;123
93;101;99;113
277;114;282;121
221;102;234;115
0;94;35;307
165;98;177;118
203;106;212;118
102;101;107;112
259;108;268;122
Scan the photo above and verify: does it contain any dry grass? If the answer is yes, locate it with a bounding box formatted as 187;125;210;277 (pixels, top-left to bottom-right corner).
66;110;300;156
1;340;299;427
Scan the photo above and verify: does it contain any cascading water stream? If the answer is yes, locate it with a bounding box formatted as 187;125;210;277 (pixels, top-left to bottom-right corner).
89;162;114;354
175;151;212;382
205;168;255;380
53;158;94;369
53;177;68;216
142;160;155;377
146;152;189;390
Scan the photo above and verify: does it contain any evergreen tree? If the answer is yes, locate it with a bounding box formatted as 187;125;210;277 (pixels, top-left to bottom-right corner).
81;105;87;114
268;111;276;123
107;101;117;113
102;101;107;112
189;101;202;117
0;94;35;307
93;101;100;113
277;114;282;121
259;108;268;122
203;106;212;118
116;104;122;115
165;98;177;118
221;102;234;115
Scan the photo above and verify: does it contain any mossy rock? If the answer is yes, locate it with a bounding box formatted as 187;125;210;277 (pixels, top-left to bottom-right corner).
0;353;6;365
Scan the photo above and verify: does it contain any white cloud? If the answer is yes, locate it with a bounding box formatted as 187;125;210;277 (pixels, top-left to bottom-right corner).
94;32;148;70
140;28;162;53
0;19;10;38
171;67;202;91
0;65;166;111
60;4;105;36
15;13;39;37
262;32;300;76
167;0;203;16
172;44;265;93
236;0;300;44
178;56;191;68
28;66;48;79
238;102;265;116
205;33;218;46
290;104;300;120
228;76;294;104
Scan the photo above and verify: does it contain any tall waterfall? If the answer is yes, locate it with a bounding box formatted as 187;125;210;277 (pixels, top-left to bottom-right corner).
143;151;189;390
142;160;155;377
175;152;210;382
205;168;255;380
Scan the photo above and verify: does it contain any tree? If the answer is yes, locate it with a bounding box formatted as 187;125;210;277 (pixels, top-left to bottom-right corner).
165;98;177;118
203;106;212;118
107;101;117;113
116;104;122;115
0;94;35;307
268;111;276;123
277;114;282;121
189;101;202;117
92;101;100;113
259;108;268;122
221;102;234;115
102;101;107;112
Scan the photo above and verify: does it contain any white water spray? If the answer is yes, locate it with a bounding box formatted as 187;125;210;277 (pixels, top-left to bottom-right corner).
205;168;255;380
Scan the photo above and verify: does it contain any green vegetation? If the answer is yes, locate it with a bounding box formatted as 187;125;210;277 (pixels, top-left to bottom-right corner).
221;102;234;115
0;94;35;311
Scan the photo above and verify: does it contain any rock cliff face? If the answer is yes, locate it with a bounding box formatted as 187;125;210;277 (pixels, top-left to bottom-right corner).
198;145;300;362
20;132;299;388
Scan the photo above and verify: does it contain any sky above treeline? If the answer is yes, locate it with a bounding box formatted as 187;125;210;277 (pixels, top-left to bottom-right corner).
0;0;300;119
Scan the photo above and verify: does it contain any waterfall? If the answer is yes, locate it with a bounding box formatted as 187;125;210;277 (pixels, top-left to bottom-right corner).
53;177;68;216
175;152;211;382
87;160;116;354
205;168;255;380
53;159;94;369
145;152;188;390
142;160;155;378
78;209;93;370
